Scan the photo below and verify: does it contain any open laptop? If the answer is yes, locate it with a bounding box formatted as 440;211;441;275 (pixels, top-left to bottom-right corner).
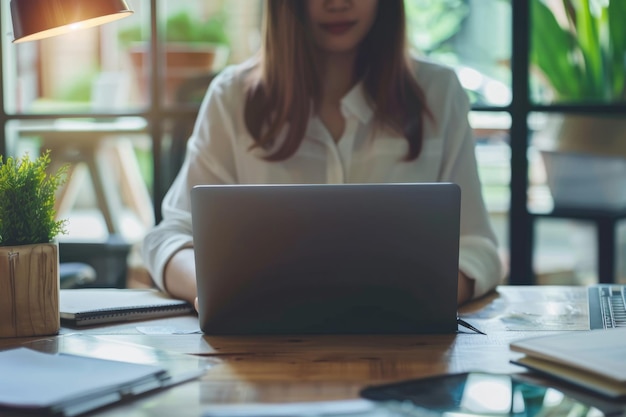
588;284;626;329
191;183;461;334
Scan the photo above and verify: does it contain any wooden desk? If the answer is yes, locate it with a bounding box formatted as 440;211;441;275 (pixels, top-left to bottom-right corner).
0;286;602;416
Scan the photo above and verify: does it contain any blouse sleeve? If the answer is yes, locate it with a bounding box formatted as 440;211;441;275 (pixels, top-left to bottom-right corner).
141;67;240;291
437;69;504;298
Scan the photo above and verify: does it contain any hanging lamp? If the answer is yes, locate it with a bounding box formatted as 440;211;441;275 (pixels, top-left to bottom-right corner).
11;0;133;43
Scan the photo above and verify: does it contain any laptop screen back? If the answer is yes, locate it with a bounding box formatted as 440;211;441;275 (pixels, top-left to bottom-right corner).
191;183;460;334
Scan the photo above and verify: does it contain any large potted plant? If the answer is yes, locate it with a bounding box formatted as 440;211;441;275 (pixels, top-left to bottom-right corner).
530;0;626;209
0;151;68;337
119;10;230;105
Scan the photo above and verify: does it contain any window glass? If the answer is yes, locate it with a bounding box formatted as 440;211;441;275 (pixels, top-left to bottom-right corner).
2;0;150;114
471;111;511;259
405;0;512;107
123;0;229;107
5;118;153;244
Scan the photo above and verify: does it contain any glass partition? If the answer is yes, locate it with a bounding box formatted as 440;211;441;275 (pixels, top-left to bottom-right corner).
406;0;512;107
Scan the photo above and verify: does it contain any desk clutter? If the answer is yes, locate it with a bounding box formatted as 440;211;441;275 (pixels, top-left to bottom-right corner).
1;286;625;417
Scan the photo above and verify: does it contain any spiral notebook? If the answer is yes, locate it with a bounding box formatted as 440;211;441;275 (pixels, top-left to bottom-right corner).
60;288;194;326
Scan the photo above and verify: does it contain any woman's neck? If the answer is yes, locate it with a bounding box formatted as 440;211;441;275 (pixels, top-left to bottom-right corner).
319;52;357;104
315;51;358;142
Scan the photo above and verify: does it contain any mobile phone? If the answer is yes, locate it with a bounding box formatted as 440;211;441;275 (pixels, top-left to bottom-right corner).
360;372;625;416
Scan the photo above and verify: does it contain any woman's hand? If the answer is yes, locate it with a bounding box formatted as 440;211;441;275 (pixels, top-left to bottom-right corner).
457;271;475;305
163;248;198;306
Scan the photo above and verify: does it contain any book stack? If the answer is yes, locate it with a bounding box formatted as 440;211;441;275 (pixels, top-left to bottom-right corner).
510;328;626;398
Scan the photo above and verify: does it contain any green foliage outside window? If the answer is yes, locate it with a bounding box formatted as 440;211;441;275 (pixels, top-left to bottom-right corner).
531;0;626;103
166;11;229;45
118;10;230;47
404;0;470;59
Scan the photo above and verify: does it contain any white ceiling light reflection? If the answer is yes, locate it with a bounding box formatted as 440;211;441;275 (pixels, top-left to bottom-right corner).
484;80;512;106
456;66;512;106
457;66;484;92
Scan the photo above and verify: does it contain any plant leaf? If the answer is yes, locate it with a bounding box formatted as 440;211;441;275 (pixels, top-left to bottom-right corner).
608;0;626;99
0;151;68;246
575;0;604;99
531;0;584;100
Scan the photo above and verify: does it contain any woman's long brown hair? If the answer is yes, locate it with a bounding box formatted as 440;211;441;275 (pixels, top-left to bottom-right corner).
244;0;430;161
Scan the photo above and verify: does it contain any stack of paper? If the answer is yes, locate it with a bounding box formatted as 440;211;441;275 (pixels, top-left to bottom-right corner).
510;328;626;398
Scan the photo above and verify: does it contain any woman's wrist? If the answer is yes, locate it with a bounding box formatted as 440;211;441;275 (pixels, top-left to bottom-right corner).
163;248;198;305
457;271;475;305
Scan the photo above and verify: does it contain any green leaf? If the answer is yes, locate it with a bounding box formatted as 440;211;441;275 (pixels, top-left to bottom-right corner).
531;0;626;102
608;0;626;99
531;0;583;99
575;0;603;99
0;151;68;246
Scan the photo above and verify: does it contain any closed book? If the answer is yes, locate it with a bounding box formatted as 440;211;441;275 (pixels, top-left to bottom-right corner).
60;288;194;326
510;328;626;398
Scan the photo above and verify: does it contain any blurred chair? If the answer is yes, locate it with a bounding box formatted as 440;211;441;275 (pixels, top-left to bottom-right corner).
60;262;97;289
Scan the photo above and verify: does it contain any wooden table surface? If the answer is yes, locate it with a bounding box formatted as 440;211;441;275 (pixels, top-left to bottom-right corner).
0;285;599;416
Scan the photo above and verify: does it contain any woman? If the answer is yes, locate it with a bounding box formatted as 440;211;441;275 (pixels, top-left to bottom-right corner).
142;0;503;308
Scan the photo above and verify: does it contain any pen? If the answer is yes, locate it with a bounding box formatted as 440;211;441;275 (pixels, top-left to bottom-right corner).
457;317;487;335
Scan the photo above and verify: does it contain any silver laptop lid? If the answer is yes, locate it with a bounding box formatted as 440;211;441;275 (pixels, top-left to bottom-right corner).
191;183;460;334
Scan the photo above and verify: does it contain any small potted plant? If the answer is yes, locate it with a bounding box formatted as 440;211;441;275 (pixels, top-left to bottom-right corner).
0;150;68;337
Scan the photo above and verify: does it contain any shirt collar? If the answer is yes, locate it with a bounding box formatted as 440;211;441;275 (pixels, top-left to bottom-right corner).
340;82;374;124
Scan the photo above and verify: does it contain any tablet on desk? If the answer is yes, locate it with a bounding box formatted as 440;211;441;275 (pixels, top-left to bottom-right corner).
360;372;625;416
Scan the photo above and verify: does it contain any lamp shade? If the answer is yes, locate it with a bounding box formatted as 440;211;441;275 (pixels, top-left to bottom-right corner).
11;0;133;43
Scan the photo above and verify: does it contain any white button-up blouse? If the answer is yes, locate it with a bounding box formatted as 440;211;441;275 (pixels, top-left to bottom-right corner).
142;58;504;299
